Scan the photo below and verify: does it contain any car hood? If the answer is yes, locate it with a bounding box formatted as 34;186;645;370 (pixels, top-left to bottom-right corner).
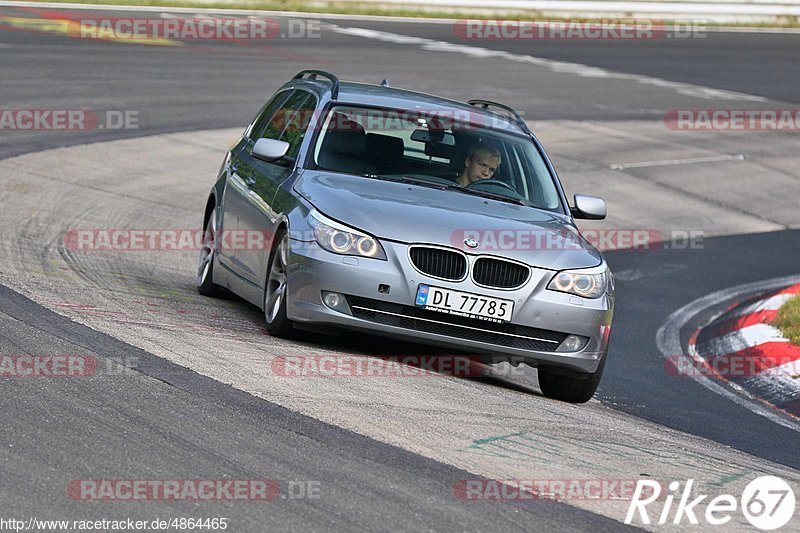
294;172;602;271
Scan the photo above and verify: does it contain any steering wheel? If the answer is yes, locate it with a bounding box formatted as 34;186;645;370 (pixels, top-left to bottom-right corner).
467;179;517;193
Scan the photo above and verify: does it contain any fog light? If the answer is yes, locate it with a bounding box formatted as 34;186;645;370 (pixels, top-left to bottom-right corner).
556;335;588;353
321;291;352;315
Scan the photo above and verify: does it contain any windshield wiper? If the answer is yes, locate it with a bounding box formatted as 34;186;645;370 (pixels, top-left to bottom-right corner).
444;185;528;206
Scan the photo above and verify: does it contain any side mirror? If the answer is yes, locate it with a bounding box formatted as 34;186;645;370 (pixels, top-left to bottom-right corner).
252;138;290;162
572;194;606;220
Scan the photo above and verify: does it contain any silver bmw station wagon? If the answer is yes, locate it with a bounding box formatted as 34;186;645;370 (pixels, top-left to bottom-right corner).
198;70;614;403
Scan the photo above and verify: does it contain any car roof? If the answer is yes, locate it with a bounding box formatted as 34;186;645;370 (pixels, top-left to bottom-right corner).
285;79;528;136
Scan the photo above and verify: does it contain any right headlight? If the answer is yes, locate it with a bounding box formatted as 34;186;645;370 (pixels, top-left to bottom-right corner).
308;209;386;260
547;263;609;299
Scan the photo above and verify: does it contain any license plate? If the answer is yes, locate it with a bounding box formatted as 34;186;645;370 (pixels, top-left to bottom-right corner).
415;285;514;323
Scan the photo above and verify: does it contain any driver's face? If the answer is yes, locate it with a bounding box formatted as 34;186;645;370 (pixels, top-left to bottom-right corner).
464;155;499;184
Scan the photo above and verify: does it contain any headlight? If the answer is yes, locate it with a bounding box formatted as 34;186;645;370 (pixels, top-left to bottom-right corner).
547;263;609;299
308;209;386;260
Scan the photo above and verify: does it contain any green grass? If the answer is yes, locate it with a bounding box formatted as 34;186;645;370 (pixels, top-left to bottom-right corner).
773;295;800;346
22;0;800;27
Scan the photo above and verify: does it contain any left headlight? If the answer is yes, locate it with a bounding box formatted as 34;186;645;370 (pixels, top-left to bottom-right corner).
547;263;609;299
308;209;386;260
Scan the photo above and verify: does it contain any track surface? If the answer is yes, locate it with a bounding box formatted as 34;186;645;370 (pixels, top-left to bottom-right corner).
1;5;799;161
1;5;800;531
1;284;626;531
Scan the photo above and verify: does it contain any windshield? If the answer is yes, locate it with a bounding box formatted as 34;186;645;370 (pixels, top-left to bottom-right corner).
312;105;563;211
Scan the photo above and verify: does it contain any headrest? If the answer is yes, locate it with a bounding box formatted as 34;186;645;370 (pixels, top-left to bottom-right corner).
449;145;470;174
321;113;366;157
366;133;404;164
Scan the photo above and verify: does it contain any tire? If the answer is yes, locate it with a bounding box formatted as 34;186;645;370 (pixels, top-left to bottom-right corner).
264;231;296;338
197;209;224;297
537;350;607;404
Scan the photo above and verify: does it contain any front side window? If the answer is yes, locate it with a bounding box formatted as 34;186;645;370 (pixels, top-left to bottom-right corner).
311;105;562;211
254;90;317;160
246;90;292;140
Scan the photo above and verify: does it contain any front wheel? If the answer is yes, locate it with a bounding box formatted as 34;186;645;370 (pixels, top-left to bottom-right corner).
537;351;606;404
264;231;296;338
197;211;224;297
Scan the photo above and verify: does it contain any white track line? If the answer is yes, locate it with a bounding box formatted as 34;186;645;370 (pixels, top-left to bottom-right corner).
695;323;788;357
609;154;745;170
722;292;797;320
763;359;800;377
740;370;800;406
327;25;766;102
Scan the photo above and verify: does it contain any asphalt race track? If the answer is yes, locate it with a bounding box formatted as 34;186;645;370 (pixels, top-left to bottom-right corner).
1;4;800;531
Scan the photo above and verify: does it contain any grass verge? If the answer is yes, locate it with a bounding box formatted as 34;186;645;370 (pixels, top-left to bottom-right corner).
773;295;800;345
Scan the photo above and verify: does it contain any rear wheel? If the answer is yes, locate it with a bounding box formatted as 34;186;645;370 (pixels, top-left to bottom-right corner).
197;211;223;297
264;231;296;338
537;350;607;404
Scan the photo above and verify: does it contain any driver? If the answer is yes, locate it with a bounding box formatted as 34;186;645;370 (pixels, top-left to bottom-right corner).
456;141;502;187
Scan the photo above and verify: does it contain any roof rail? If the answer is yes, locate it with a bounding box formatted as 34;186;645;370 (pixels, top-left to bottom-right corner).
293;70;340;100
467;99;532;136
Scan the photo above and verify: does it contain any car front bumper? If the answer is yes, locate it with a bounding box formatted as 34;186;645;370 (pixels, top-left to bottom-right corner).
286;238;613;374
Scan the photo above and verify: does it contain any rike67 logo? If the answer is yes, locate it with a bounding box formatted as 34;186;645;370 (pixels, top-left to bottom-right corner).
625;476;796;530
